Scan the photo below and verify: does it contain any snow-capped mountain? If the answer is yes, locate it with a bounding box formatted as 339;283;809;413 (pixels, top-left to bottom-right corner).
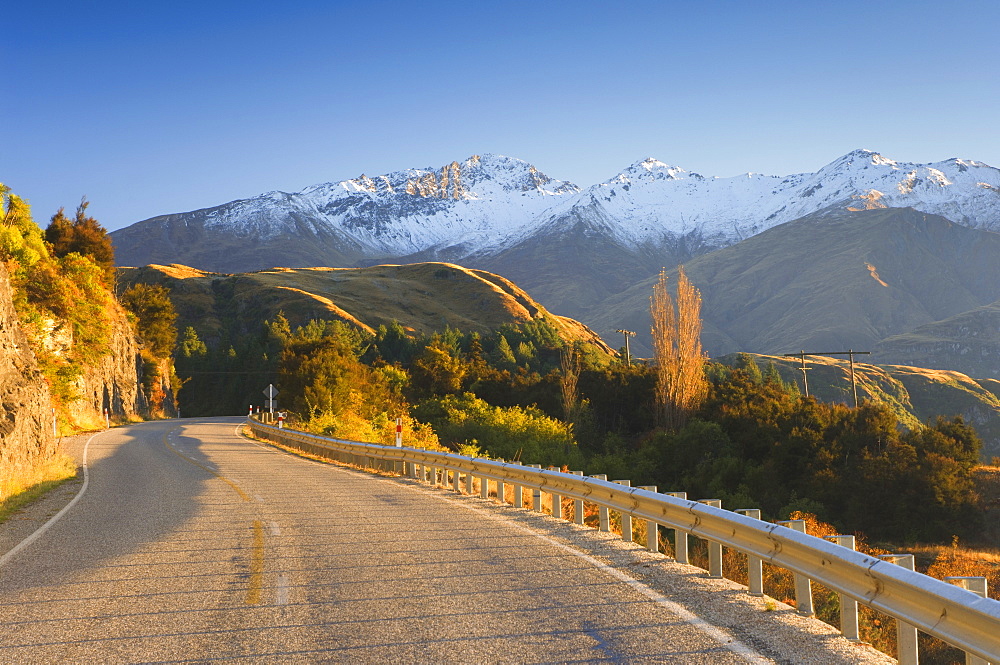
528;149;1000;251
192;153;578;257
111;149;1000;278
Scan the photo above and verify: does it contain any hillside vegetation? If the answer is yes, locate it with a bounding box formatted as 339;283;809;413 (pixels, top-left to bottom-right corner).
716;353;1000;462
122;262;614;417
120;263;612;351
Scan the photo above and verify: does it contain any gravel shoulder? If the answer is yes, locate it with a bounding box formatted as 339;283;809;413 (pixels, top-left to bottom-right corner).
0;433;90;558
387;474;897;665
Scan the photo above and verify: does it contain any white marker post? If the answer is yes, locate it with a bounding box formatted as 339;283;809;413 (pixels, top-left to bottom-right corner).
104;408;110;429
395;418;403;447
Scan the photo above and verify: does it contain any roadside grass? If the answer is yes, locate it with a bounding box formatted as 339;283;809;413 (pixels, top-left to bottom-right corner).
0;454;78;525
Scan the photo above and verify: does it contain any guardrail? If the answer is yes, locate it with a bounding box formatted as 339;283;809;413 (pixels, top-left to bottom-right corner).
247;419;1000;663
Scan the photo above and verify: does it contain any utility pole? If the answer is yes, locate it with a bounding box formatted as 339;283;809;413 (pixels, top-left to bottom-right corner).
783;350;871;408
616;329;636;366
784;350;812;397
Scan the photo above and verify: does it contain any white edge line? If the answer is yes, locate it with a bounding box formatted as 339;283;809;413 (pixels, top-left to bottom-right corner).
304;434;771;660
0;431;100;568
235;428;771;664
429;488;774;665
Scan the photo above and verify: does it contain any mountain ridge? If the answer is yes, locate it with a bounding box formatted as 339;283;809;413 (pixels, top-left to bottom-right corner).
112;149;1000;274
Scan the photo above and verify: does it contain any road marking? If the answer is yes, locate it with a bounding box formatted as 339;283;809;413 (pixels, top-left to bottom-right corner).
269;521;281;536
408;483;773;664
247;520;265;605
0;431;100;568
276;573;291;605
163;429;251;502
231;425;772;660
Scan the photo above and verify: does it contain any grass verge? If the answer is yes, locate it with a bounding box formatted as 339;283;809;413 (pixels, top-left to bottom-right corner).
0;455;79;526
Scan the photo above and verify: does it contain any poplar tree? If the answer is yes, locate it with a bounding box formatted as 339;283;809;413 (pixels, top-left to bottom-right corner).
650;266;707;430
560;343;582;422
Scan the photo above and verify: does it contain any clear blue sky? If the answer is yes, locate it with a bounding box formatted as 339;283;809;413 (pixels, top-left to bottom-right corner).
5;0;999;231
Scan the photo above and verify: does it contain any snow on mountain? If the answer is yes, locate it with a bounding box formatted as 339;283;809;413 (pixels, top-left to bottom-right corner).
118;149;1000;268
530;149;1000;250
197;153;579;256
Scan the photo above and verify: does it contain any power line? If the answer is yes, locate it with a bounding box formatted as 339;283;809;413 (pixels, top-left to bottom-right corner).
783;350;871;407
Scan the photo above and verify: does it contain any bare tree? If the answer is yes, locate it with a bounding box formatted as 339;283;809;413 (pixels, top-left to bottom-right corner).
650;266;707;430
560;343;582;422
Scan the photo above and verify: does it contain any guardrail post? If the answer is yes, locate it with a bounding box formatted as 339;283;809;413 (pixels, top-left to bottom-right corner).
549;467;562;519
571;471;585;524
512;461;524;508
527;464;543;512
944;577;990;665
735;509;763;596
777;520;814;616
465;468;474;495
698;499;724;578
590;475;610;531
638;486;659;553
880;554;918;665
825;535;860;641
480;473;490;499
665;492;688;564
613;480;633;542
496;460;506;504
452;467;461;492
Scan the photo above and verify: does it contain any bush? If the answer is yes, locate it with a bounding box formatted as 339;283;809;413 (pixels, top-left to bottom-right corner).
414;393;582;468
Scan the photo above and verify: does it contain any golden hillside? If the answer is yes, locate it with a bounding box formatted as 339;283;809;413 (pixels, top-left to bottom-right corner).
119;262;614;353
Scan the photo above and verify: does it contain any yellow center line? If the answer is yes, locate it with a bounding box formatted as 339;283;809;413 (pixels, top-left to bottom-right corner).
162;427;268;605
247;520;265;605
162;429;252;502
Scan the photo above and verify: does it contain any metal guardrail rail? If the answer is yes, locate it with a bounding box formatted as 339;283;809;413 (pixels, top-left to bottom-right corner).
248;419;1000;663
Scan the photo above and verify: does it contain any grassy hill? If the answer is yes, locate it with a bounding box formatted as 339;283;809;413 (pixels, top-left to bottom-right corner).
873;300;1000;378
590;208;1000;364
717;353;1000;463
119;262;615;353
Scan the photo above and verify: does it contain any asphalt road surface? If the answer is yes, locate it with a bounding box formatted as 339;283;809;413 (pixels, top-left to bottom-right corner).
0;418;881;664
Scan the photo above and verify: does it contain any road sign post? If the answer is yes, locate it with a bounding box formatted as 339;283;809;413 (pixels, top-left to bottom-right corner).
262;384;279;415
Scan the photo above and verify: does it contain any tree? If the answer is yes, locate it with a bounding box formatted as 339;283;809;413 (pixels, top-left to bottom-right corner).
410;336;466;395
120;283;178;359
45;199;116;285
560;343;581;422
650;266;707;431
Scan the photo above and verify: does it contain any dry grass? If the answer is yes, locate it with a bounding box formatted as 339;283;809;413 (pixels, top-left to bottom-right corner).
122;262;613;353
0;454;78;524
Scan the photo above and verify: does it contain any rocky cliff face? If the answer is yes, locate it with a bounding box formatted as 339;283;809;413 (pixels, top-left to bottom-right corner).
0;262;56;487
73;300;148;424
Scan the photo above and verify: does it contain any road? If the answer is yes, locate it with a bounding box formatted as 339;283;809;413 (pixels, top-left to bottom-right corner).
0;418;879;663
